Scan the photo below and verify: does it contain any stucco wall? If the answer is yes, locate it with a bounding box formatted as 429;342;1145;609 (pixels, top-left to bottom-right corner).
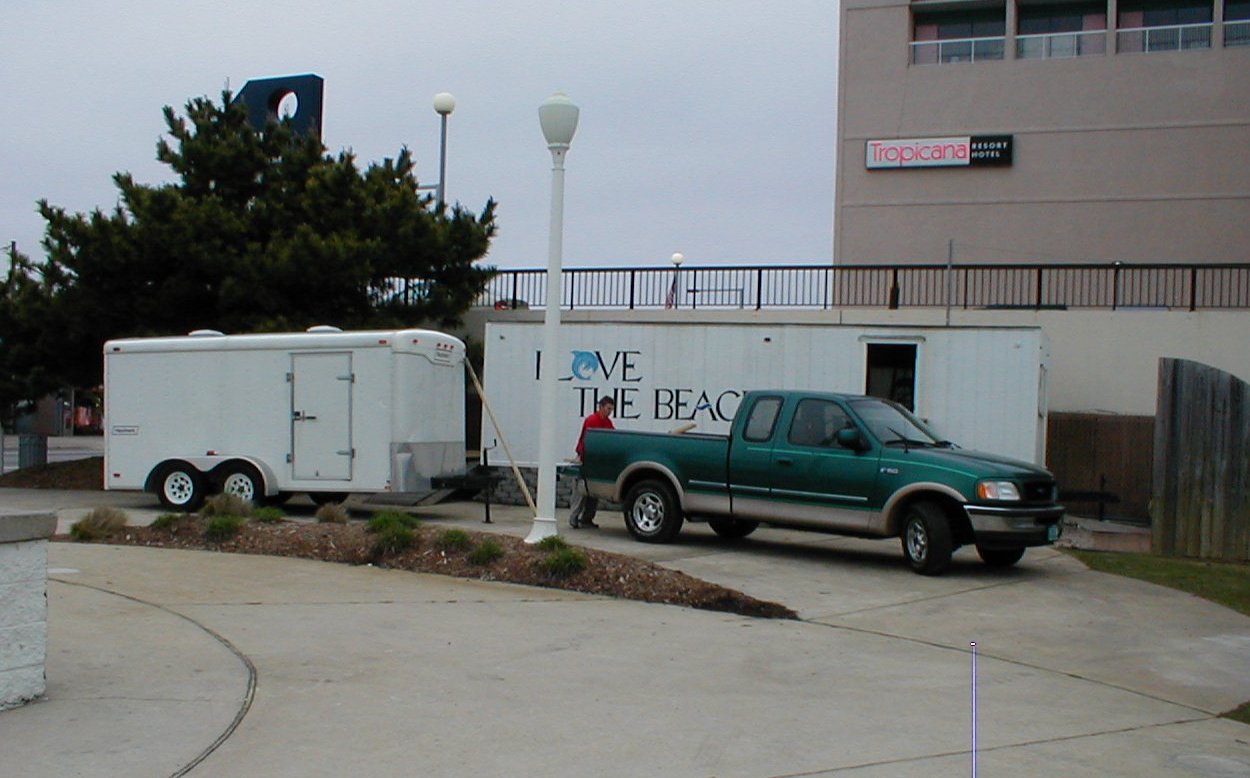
0;513;56;710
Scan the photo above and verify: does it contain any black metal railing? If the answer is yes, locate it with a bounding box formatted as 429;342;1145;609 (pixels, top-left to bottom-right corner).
471;262;1250;312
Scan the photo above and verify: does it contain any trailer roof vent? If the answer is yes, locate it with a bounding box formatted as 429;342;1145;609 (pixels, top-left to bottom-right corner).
188;329;225;337
306;325;343;333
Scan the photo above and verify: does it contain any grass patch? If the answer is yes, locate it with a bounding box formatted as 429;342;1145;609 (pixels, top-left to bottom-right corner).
468;538;505;566
1066;550;1250;618
251;506;285;524
540;547;588;578
315;503;350;524
372;525;416;557
201;493;253;519
535;534;569;552
150;513;182;530
1222;700;1250;725
203;514;245;542
436;528;472;551
367;511;422;533
70;506;129;541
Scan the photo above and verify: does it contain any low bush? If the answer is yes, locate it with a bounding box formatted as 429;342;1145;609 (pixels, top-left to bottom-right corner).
468;538;505;566
541;547;588;578
437;528;472;551
70;506;129;541
201;493;253;519
315;503;350;524
251;506;285;524
367;511;422;533
372;525;416;556
204;514;245;542
149;513;182;530
536;535;569;552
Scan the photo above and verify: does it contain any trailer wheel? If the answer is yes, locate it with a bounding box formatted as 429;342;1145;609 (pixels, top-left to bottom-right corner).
154;463;206;512
219;463;264;505
977;545;1026;568
623;479;683;543
708;518;759;539
900;501;953;576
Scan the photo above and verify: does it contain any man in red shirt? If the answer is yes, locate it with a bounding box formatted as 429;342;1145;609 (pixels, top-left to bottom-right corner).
570;396;615;529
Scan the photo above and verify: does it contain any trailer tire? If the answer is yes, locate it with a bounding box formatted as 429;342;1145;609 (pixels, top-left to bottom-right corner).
977;545;1026;568
219;463;264;505
708;518;759;539
900;501;953;575
623;479;683;543
154;463;206;512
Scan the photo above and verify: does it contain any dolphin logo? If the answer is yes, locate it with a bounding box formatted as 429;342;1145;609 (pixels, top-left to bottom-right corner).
569;351;599;381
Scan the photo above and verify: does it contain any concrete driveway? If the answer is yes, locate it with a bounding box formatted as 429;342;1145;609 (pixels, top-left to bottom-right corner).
3;489;1249;777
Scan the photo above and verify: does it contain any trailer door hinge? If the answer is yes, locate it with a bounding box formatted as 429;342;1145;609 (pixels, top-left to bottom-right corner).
337;373;355;382
337;448;355;458
286;372;293;382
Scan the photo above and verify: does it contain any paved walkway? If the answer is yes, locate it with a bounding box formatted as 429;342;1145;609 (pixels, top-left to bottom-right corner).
2;490;1249;776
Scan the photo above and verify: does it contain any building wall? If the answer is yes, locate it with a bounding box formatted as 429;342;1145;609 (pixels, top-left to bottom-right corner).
0;513;55;710
835;0;1250;265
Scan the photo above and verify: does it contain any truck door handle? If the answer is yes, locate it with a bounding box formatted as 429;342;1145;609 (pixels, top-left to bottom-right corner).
776;457;793;466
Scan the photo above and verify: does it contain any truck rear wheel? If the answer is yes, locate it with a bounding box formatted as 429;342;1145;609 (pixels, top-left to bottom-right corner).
154;462;206;512
219;463;264;505
623;479;683;543
977;545;1026;568
708;518;759;539
901;501;953;575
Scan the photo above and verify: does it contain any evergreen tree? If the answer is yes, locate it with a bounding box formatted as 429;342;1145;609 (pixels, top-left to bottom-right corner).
30;91;496;389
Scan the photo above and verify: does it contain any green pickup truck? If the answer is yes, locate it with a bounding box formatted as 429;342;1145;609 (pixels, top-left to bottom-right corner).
581;390;1064;575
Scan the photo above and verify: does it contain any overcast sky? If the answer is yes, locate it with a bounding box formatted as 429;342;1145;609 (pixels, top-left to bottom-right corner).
2;1;837;270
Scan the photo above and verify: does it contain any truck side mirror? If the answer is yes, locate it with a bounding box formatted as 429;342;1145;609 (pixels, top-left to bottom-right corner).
835;427;866;451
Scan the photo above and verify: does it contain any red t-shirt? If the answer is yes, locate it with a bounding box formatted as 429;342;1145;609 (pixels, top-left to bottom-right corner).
576;412;616;459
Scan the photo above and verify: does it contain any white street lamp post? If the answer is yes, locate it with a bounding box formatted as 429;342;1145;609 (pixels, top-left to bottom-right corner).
527;92;580;544
432;92;456;208
671;252;684;310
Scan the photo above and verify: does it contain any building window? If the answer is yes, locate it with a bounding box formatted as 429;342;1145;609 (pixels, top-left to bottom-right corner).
1117;0;1214;52
1227;0;1250;46
912;7;1007;64
1017;2;1108;57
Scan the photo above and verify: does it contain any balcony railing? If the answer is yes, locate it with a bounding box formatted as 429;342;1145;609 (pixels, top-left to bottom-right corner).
1016;30;1107;58
1226;19;1250;46
471;263;1250;312
1117;22;1212;52
910;36;1006;64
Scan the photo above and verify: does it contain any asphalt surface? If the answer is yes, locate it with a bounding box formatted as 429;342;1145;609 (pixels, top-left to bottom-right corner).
2;484;1250;777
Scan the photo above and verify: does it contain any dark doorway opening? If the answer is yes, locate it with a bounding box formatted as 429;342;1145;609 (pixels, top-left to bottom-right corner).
866;343;917;411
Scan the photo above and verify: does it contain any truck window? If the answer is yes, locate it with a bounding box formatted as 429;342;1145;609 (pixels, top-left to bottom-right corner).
742;396;783;442
787;399;851;448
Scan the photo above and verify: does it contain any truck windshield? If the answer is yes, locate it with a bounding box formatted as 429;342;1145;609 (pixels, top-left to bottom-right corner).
847;398;948;448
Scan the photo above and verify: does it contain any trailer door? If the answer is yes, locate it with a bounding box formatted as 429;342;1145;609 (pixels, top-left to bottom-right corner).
290;352;354;480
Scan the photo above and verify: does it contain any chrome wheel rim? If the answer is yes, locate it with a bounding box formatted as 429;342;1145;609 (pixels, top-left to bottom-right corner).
906;518;928;562
631;492;665;534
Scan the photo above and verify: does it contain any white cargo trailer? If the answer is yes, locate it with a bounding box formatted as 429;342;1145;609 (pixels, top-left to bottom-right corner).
104;327;467;510
483;321;1050;466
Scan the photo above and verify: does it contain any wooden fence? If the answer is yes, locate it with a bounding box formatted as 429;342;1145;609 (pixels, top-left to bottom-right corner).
1152;358;1250;561
1047;413;1153;522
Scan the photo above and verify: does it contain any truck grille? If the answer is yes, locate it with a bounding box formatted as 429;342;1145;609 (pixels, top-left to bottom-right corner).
1022;480;1057;502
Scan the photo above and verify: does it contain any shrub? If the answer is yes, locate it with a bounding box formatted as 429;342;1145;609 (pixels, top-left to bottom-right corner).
70;506;129;541
204;515;245;542
315;502;350;524
149;513;182;530
437;528;472;551
372;525;416;557
468;538;505;566
541;547;588;578
536;535;569;552
251;506;285;524
367;511;422;533
201;493;253;519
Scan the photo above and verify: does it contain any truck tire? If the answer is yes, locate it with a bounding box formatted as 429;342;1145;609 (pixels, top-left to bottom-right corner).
219;463;264;505
708;518;759;539
900;501;953;575
977;545;1026;568
154;462;206;512
624;479;684;543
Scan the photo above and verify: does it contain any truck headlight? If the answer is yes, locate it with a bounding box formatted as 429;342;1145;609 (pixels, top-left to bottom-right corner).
977;480;1021;501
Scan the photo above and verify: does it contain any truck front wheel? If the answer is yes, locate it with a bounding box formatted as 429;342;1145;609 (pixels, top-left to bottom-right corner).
154;463;206;512
624;480;684;543
900;501;953;575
